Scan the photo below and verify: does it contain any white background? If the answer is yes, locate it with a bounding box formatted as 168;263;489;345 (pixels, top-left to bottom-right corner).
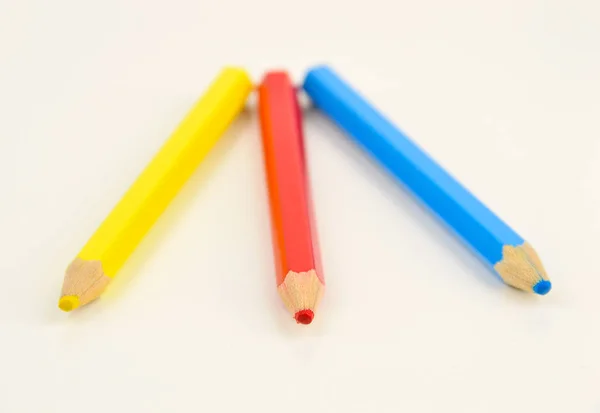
2;0;600;412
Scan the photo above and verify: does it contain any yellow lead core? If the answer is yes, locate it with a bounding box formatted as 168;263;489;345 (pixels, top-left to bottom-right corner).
58;295;80;312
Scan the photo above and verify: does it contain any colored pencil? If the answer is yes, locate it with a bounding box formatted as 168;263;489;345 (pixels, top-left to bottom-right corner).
258;71;325;324
303;65;551;295
58;67;253;311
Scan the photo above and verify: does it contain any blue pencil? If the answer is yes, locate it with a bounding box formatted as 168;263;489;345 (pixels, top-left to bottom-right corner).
303;65;551;295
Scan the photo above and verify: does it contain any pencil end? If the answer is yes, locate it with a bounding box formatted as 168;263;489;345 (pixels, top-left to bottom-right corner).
278;270;324;325
58;295;80;312
304;64;332;81
494;242;551;294
59;258;111;311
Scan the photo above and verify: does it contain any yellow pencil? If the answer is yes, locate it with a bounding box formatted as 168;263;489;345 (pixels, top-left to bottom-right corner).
59;67;252;312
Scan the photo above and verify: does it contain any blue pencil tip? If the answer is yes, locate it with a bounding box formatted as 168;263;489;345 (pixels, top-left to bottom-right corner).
533;280;552;295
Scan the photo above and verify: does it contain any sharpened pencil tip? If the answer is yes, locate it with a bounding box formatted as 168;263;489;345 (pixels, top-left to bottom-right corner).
58;295;80;312
295;309;314;325
533;280;552;295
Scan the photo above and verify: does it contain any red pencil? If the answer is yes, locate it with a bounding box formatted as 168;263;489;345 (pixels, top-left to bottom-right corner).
258;71;325;325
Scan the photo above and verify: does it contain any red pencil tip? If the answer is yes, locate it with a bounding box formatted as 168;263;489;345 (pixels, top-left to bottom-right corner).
294;309;314;325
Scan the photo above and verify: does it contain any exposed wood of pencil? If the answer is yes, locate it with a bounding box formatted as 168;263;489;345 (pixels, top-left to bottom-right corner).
258;71;324;324
60;258;110;311
59;67;252;312
495;243;550;293
278;270;324;325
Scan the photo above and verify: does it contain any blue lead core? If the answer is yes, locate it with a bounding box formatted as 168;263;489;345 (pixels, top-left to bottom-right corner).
533;280;552;295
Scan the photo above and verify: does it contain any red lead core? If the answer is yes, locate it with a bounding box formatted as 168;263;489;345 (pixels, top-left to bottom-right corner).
294;309;315;325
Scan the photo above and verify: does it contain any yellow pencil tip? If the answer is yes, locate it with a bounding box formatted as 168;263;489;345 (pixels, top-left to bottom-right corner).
58;296;80;312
